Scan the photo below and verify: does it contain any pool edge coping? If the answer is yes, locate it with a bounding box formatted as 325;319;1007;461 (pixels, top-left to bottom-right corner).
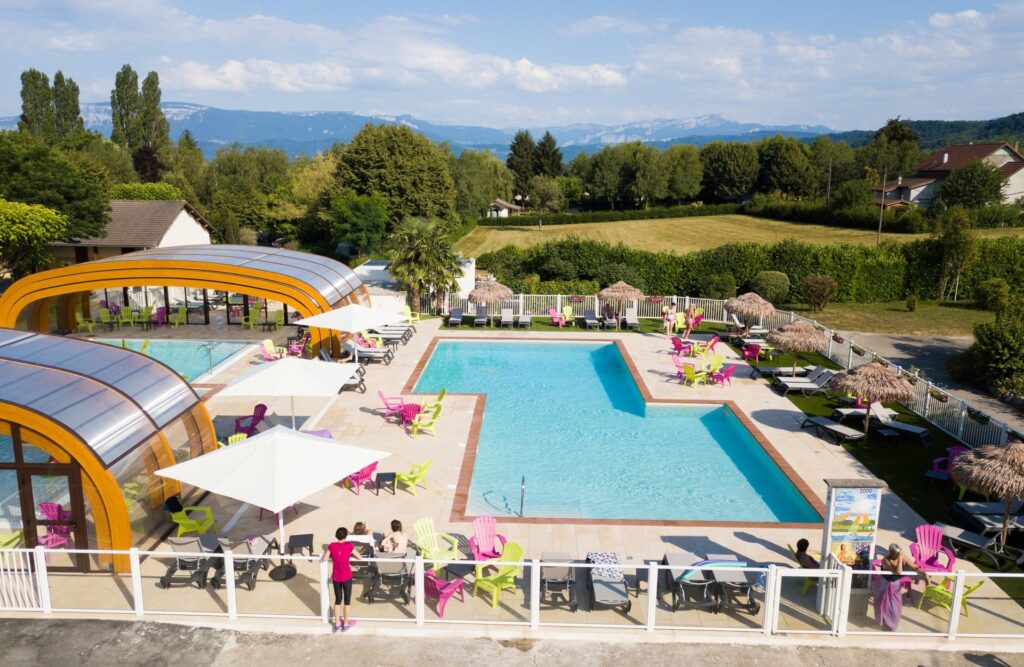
404;335;826;528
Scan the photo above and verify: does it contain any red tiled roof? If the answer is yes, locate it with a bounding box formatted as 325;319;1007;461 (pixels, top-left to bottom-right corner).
916;143;1024;173
999;162;1024;178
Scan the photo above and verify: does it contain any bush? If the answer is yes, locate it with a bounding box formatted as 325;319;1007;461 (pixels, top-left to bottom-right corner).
800;274;838;311
972;203;1023;229
750;270;790;304
993;374;1024;399
957;312;1024;393
698;272;737;299
975;277;1011;311
539;256;579;281
593;262;645;291
906;294;919;312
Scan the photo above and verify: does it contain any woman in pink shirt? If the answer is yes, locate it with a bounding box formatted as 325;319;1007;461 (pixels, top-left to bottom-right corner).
321;527;363;632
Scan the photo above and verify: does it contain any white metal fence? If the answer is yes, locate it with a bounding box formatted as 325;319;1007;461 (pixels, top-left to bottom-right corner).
422;293;1017;448
2;546;1022;640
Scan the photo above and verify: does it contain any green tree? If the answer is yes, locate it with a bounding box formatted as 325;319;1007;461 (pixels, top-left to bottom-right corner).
506;130;537;195
449;149;513;222
934;206;978;301
388;216;461;311
0;132;110;240
336;124;458;228
79;135;137;184
939;158;1006;209
662;144;703;203
809;136;857;200
567;152;592;183
110;64;141;150
535;131;563;178
18;69;56;145
527;175;566;212
108;182;182;200
590;145;625;208
829;179;872;210
139;71;170;153
860;117;921;178
699;141;759;200
557;175;584;207
162;130;206;203
755;134;817;197
0;197;68;278
52;71;84;141
328;189;389;255
199;144;289;237
629;143;668;208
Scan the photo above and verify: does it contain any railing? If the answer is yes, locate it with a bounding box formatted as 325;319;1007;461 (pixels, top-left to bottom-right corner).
4;546;1022;641
421;292;1018;448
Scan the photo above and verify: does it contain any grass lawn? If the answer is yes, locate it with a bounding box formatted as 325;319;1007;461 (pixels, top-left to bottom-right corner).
787;300;994;337
456;213;1024;256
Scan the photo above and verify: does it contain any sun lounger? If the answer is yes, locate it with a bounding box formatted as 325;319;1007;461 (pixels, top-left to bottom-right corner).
367;548;414;604
500;308;514;327
769;365;827;385
832;405;899;422
447;308;464;327
582;310;600;330
935;521;1021;570
540;552;577;612
869;404;931;443
964;513;1024;537
586;552;632;613
624;308;640;330
751;364;817;380
801;416;865;444
661;551;718;613
952;501;1024;516
158;537;215;589
473;305;489;327
516;312;532;328
776;370;836;397
343;339;393;365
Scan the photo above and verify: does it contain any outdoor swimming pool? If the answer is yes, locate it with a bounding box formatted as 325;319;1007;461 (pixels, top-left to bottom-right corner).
414;340;820;523
96;339;251;381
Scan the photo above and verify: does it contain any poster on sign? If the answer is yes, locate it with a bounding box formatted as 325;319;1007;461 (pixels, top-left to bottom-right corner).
827;486;882;569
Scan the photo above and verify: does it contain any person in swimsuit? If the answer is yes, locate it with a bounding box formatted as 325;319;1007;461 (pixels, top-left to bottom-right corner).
322;527;363;633
663;301;677;337
683;304;697;339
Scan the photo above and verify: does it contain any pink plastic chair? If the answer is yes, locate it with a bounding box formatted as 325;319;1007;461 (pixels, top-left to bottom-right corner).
548;309;566;328
234;403;267;436
696;335;720;355
344;462;378;495
38;502;72;553
871;558;915;601
671;354;689;381
287;335;309;357
692;313;704;329
469;515;508;561
910;524;956;574
257;346;279;363
378;390;405;421
711;364;737;386
423;569;464;618
670;337;693;355
931;446;967;475
741;343;760;363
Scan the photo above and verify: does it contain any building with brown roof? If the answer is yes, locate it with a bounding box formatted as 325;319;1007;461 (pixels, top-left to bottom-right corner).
873;142;1024;208
49;200;213;265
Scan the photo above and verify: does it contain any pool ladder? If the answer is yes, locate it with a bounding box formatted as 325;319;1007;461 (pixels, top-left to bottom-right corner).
196;342;217;375
519;475;525;517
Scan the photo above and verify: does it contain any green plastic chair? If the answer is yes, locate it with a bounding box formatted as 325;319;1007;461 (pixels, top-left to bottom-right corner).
675;312;686;333
273;310;285;328
75;311;95;333
706;354;724;374
787;544;817;595
413;516;460;569
98;308;116;330
118;308;135;328
139;305;153;323
422;388;447;414
683;365;707;386
473;541;524;608
239;313;257;330
396;459;433;495
918;577;984;617
139;339;151;355
0;530;24;548
170;506;216;537
218;433;248;448
171;306;187;328
403;305;421;324
562;306;574;326
410;405;442;438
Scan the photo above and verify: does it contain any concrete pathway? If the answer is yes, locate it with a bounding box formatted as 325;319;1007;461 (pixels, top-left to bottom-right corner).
1;619;1020;666
843;331;1024;432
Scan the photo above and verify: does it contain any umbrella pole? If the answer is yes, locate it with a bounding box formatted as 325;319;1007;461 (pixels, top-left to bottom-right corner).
863;409;871;439
291;396;296;430
1003;496;1012;547
278;511;286;548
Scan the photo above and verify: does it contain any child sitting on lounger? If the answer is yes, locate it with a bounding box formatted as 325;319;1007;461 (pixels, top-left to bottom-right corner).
378;519;408;553
795;538;819;568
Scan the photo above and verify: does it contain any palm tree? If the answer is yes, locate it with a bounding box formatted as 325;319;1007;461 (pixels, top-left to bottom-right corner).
388;217;461;313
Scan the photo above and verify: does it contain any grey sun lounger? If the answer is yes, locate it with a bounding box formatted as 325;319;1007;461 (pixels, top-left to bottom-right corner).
776;370;836;397
751;364;817;380
500;308;515;327
832;405;898;422
343;340;393;365
624;308;640;330
952;501;1024;516
540;552;577;612
474;304;489;327
869;405;931;443
586;552;632;613
582;310;600;330
447;308;464;327
516;312;532;328
661;550;718;613
801;416;865;444
770;365;828;386
935;521;1022;570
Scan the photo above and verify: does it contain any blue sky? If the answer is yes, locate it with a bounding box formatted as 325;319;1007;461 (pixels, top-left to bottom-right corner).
1;0;1022;129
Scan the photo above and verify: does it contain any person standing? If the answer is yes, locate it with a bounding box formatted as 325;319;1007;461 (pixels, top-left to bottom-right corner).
683;304;697;339
663;301;677;337
322;527;363;633
872;543;929;631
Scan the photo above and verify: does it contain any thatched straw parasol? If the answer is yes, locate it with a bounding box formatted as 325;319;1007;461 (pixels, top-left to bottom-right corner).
953;440;1024;546
829;362;915;436
766;321;827;378
725;292;776;332
598;281;644;329
469;277;513;304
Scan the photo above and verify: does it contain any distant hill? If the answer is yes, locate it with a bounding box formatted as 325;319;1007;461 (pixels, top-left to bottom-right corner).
0;103;830;158
829;112;1024;148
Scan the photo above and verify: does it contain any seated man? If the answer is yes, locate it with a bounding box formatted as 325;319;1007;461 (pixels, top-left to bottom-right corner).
378;519;408;554
795;538;819;569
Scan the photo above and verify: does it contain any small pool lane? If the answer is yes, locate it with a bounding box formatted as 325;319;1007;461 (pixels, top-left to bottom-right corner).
96;339;250;382
414;340;820;523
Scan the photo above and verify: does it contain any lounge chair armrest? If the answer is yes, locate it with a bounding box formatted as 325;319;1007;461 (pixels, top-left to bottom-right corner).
183;506;213;520
939;545;958;567
440;532;459;548
496;534;508;549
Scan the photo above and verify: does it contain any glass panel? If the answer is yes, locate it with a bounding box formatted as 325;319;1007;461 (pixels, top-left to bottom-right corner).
48;556;135;612
844;571;947;634
651;563;765;631
138;549;229;616
423;557;531;625
0;470;24;546
347;552;416;622
235;548;322;618
109;437;166;547
774;571;839;633
0;426;14;462
956;575;1024;636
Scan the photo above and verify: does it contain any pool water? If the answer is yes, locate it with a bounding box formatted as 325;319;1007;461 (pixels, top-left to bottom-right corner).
96;339;250;381
414;341;820;522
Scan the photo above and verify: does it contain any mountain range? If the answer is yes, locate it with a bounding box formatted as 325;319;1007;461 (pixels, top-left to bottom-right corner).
0;102;831;158
2;102;1022;157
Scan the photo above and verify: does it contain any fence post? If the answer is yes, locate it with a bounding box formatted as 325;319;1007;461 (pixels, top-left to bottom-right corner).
414;555;425;625
319;558;330;623
34;546;51;614
224;550;237;620
956;401;968;439
684;295;690;310
556;294;562;314
788;311;795;323
518;293;524;316
826;331;833;360
846;341;854;369
946;571;966;639
529;558;540;629
834;566;852;637
923;382;932;418
1000;422;1010;445
645;562;658;632
129;547;144;618
763;565;777;636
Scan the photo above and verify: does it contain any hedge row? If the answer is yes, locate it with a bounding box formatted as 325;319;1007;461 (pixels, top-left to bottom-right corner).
479;236;1024;303
477;203;740;227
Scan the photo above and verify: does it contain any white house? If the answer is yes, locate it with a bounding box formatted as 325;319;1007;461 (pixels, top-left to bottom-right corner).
50;200;213;265
873;143;1024;208
487;198;524;218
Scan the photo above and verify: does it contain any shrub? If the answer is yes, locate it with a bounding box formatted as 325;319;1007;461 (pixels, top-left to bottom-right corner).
539;256;579;281
593;262;645;291
975;277;1011;311
993;374;1024;399
800;274;838;311
972;204;1023;229
698;272;737;299
906;294;919;312
750;270;790;304
959;312;1024;393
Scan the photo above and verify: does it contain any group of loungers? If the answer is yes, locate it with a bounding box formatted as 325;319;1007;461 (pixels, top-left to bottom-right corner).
937;502;1024;571
445;307;641;330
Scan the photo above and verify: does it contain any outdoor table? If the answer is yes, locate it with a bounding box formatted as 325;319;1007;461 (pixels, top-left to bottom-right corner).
286;533;314;557
706;553;761;615
374;471;397;495
442;561;476;582
401;403;423;426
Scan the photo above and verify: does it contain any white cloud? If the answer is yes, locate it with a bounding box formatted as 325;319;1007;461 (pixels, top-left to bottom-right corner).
47;32;98;51
165;59;352;93
929;9;984;29
566;15;650;36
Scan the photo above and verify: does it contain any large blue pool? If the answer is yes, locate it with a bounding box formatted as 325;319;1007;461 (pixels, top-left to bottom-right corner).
414;341;820;522
97;339;250;381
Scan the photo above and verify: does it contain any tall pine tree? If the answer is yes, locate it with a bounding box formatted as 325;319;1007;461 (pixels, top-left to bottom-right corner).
140;71;170;152
535;131;563;178
18;69;56;145
506;130;537;196
111;65;170;181
110;64;141;150
52;71;84;141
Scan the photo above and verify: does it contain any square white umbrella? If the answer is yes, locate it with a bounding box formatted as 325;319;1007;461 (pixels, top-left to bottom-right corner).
295;304;405;333
156;426;389;548
216;356;362;428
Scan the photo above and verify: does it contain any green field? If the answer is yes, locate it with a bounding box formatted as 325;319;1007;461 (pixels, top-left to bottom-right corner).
457;214;1024;256
789;301;993;337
